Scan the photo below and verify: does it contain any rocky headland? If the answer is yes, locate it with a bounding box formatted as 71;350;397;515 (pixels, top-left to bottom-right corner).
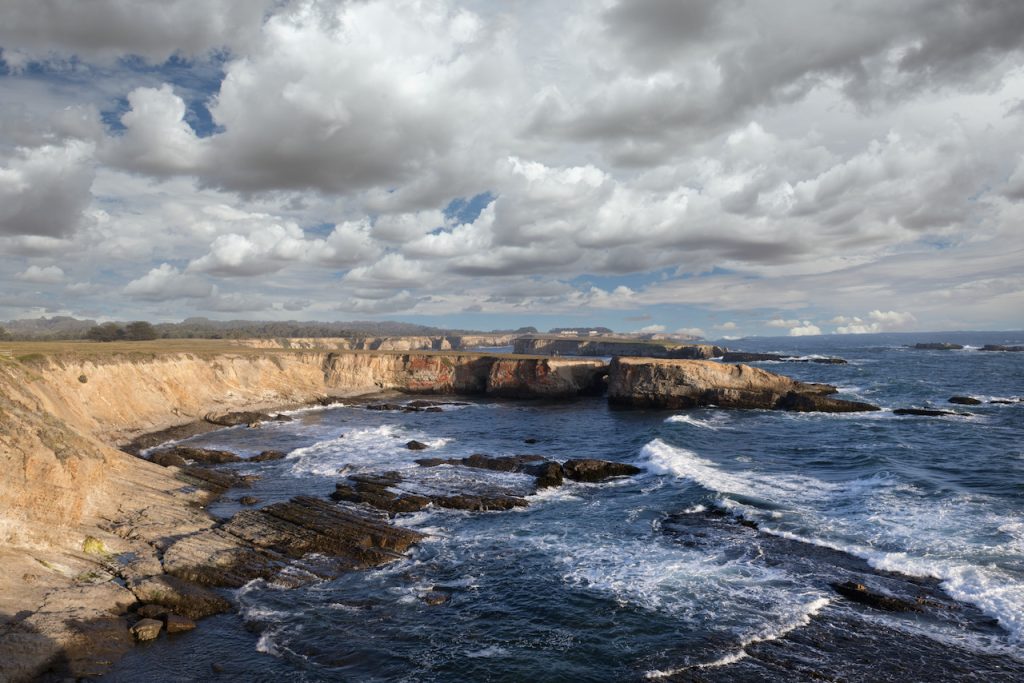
513;335;725;359
0;345;878;679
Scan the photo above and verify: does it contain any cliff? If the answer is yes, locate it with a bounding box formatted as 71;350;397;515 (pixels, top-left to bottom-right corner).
512;336;725;359
607;357;879;412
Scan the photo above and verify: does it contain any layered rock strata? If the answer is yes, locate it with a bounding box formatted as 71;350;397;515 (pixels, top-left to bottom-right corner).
513;336;725;359
607;358;879;412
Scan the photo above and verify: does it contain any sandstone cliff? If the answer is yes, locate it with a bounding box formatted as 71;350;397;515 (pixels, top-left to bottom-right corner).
607;357;879;412
233;334;518;353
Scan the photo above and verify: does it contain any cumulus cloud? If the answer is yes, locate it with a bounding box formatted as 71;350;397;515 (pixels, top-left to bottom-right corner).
17;265;64;283
635;324;666;334
789;322;822;336
0;141;94;237
124;263;212;301
766;318;802;328
834;309;917;334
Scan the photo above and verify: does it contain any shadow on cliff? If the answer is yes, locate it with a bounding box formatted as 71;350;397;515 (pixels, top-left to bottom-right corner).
0;610;135;682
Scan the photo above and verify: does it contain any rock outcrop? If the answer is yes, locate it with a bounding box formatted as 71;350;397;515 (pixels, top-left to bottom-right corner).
913;342;964;350
607;358;879;412
721;352;847;365
979;344;1024;352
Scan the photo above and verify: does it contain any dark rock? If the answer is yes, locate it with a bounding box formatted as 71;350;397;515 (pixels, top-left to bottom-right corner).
913;343;963;350
130;618;163;641
806;357;848;364
161;446;243;465
163;613;196;634
527;461;565;489
251;450;288;462
424;407;444;412
990;399;1019;405
831;581;920;612
205;411;292;427
980;344;1024;352
893;408;962;417
149;451;188;468
129;575;233;619
523;438;538;444
366;403;405;411
721;352;786;362
331;476;431;514
238;496;260;506
432;494;528;511
416;454;547;473
775;392;880;413
406;440;429;451
563;459;642;483
414;457;448;467
948;396;982;405
421;591;450;606
135;604;167;619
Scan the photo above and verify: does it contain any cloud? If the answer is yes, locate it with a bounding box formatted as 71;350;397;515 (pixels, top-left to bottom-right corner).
766;318;802;328
0;0;272;66
714;321;738;330
124;263;212;301
17;265;65;283
105;85;206;175
635;324;666;333
675;327;706;338
834;309;917;334
788;322;822;336
0;141;94;237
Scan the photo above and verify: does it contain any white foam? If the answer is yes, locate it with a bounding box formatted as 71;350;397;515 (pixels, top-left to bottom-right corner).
287;425;452;477
664;414;725;430
639;438;1024;644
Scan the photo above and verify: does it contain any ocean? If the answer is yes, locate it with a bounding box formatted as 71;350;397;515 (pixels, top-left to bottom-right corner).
103;332;1024;681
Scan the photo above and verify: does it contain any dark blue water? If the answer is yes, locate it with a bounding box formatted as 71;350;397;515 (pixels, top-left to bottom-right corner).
104;333;1024;681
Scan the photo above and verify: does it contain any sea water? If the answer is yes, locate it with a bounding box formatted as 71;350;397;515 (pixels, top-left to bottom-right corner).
103;332;1024;681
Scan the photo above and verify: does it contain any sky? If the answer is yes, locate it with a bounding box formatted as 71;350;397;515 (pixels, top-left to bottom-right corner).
1;0;1023;338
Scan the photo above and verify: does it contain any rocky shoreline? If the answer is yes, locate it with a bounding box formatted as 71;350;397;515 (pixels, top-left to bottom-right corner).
0;349;886;680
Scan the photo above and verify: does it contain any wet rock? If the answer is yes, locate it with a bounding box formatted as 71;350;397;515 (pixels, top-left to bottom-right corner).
948;396;982;405
205;411;292;427
831;581;921;612
251;450;288;462
433;494;528;511
913;342;963;350
149;451;188;468
129;575;232;619
980;344;1024;352
366;403;405;411
562;459;643;483
990;398;1020;405
774;392;881;413
160;446;243;465
422;591;450;606
523;438;538;444
238;496;260;506
135;604;167;620
406;440;429;450
527;461;565;489
130;618;163;641
163;613;196;633
893;408;964;417
721;352;786;362
332;474;431;514
162;496;425;588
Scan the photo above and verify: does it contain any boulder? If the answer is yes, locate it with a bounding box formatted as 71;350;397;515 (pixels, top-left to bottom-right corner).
421;591;450;606
130;618;163;641
528;461;565;488
163;613;196;634
774;392;881;413
406;440;429;451
948;396;982;405
238;496;260;506
913;343;963;350
562;459;642;483
980;344;1024;352
135;604;167;620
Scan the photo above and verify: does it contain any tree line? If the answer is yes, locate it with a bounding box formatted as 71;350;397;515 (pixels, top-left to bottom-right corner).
86;321;159;342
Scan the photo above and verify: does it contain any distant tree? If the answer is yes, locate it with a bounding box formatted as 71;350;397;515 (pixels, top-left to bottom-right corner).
0;325;10;341
86;322;125;342
125;321;158;341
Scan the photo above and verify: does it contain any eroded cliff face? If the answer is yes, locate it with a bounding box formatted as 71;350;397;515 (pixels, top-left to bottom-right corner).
606;357;877;411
